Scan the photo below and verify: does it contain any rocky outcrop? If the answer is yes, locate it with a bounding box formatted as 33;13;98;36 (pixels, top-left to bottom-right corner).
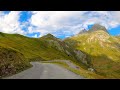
88;24;109;34
0;47;30;77
78;29;87;34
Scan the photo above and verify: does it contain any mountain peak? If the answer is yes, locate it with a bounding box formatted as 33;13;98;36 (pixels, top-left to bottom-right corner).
40;33;58;40
45;33;55;37
78;29;87;34
88;24;109;34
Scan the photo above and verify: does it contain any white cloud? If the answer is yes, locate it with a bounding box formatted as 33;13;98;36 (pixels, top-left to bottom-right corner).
30;11;119;37
0;11;25;35
1;11;120;38
29;11;88;36
30;11;86;27
111;11;120;22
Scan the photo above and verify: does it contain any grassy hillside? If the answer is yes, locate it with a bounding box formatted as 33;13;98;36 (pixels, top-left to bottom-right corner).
1;24;119;78
0;45;31;78
116;36;120;40
0;32;88;77
64;30;120;78
0;33;68;60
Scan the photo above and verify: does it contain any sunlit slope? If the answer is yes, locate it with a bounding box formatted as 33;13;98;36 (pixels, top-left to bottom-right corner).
65;29;120;78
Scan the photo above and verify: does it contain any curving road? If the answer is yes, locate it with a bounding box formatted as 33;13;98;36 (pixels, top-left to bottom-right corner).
4;62;84;79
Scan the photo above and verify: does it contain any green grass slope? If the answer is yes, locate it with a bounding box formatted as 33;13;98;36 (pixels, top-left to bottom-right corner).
64;30;120;78
0;32;88;77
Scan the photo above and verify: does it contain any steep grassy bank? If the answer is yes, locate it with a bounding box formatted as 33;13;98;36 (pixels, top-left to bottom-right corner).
0;45;31;78
0;32;88;77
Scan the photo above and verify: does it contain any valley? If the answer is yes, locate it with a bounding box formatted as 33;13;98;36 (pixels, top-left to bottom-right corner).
0;24;120;79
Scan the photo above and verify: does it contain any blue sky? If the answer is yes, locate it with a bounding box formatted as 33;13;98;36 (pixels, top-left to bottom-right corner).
0;11;120;39
109;26;120;36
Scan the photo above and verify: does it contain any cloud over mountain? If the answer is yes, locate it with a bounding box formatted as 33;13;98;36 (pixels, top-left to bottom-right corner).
0;11;120;38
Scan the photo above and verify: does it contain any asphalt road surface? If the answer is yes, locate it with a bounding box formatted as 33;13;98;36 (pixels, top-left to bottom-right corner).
5;62;84;79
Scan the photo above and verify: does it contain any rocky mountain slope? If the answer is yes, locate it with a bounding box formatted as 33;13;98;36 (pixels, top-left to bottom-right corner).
78;29;87;34
88;24;109;33
64;24;120;78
